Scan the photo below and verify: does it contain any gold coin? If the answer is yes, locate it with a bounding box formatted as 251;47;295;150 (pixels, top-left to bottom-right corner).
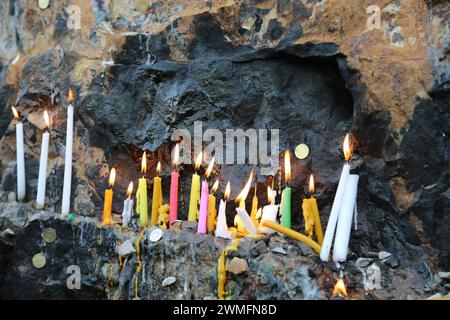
32;253;46;269
42;228;57;244
38;0;50;10
295;144;309;160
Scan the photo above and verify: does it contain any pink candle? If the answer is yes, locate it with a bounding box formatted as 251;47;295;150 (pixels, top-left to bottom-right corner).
197;180;209;234
197;156;215;234
169;171;179;227
169;144;180;228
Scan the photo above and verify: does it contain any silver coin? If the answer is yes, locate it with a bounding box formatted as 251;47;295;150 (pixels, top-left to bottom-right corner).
149;228;163;242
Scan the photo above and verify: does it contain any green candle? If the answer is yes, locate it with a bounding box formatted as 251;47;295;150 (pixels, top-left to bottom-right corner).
280;186;291;228
280;149;292;228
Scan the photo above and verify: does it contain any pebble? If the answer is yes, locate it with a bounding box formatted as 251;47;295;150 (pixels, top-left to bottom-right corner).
162;276;177;287
378;251;392;260
356;257;373;268
271;246;287;255
226;257;248;275
383;255;399;268
118;239;136;257
438;272;450;280
3;228;15;238
7;192;16;203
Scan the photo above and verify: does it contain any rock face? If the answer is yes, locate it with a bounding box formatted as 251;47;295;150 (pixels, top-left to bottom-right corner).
0;0;449;299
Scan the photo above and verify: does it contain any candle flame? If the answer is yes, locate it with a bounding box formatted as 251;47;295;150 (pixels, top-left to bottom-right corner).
44;110;50;129
127;181;133;198
172;143;180;166
284;150;291;184
256;208;262;220
68;88;74;102
205;156;215;178
109;168;116;187
234;214;240;227
235;170;253;203
343;133;352;161
267;186;274;203
156;161;161;174
332;278;348;298
224;181;231;200
141;151;147;174
211;179;219;193
309;174;315;194
11;106;19;120
194;152;202;171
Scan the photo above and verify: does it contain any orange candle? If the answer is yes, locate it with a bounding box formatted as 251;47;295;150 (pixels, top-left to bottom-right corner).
302;174;324;245
103;168;116;225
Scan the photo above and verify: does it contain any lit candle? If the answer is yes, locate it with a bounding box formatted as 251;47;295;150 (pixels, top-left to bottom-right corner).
198;156;215;234
103;168;116;225
36;110;51;210
169;143;180;227
122;181;134;227
234;171;253;234
333;174;359;262
302;174;324;245
136;151;148;227
11;107;25;201
320;133;352;262
280;150;292;228
61;88;74;216
188;152;202;221
215;182;232;239
150;162;162;226
207;179;219;233
235;171;258;235
260;186;279;234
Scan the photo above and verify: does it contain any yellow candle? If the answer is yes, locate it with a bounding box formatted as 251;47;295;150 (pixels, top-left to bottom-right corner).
103;168;116;225
151;162;163;226
250;184;258;226
261;220;321;254
188;152;202;221
302;174;324;245
136;152;148;227
207;180;219;233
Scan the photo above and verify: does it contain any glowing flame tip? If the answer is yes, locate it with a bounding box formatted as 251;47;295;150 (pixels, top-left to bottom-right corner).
309;174;315;194
224;181;231;200
205;156;215;178
11;106;19;120
127;181;133;197
284;150;291;183
236;171;254;203
68;88;74;102
141;151;147;174
44;110;50;129
211;179;219;193
343;133;352;161
332;278;348;299
109;168;116;187
194;152;202;170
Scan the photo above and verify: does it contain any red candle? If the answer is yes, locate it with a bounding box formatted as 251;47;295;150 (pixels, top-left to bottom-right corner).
169;144;180;227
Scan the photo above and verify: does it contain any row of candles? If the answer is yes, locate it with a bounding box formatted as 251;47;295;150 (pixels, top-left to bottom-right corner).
10;89;359;263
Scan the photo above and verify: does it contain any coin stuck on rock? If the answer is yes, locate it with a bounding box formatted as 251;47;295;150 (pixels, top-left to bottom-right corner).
295;144;309;160
38;0;50;10
149;229;163;242
32;253;46;269
42;228;57;243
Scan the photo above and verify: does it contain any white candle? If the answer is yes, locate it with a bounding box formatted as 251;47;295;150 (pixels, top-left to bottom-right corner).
122;181;134;227
11;107;25;201
36;111;50;210
236;207;258;235
61;90;74;216
260;204;279;234
320;163;350;261
332;174;359;262
122;199;134;227
215;199;232;239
